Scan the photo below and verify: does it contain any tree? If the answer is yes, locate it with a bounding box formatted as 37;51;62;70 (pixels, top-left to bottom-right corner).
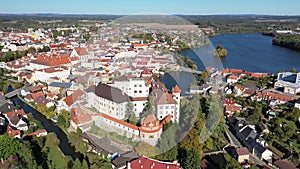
125;98;134;120
184;149;201;169
17;141;38;169
87;153;110;169
82;159;88;169
73;159;82;169
224;153;243;169
214;45;228;57
0;134;21;162
57;110;70;128
291;67;297;73
68;131;88;156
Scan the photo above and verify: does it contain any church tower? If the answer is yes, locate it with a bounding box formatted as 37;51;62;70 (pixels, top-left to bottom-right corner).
172;84;181;123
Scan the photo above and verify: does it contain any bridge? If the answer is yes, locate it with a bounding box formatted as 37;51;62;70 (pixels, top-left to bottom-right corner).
5;86;32;98
178;66;202;74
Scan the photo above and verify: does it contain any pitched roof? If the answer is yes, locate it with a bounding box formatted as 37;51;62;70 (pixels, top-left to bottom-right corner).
70;108;92;125
31;92;45;101
274;160;297;169
236;147;250;156
87;83;129;103
141;114;158;126
81;133;124;155
99;113;139;130
129;156;181;169
34;96;50;105
49;82;72;88
75;47;89;56
0;103;18;114
172;85;181;93
63;89;84;106
112;151;139;168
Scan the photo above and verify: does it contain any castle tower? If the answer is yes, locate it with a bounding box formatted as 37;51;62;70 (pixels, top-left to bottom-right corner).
172;85;181;123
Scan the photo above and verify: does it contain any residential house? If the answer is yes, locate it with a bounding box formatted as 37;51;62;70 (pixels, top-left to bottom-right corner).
246;138;272;163
4;109;28;131
6;125;21;139
27;129;48;137
48;82;72;94
70;108;92;132
82;133;125;158
57;89;84;112
234;147;250;163
111;151;139;169
274;159;298;169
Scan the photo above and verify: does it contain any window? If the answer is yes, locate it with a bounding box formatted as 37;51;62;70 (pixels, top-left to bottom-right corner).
139;84;142;87
139;90;142;93
134;91;137;93
134;84;137;87
166;106;169;109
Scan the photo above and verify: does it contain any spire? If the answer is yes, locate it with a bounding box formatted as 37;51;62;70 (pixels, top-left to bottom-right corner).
172;85;181;93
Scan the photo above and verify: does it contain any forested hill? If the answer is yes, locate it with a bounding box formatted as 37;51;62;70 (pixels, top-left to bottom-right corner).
272;34;300;51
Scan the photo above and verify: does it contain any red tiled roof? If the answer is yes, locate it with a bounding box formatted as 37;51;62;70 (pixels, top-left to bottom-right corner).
228;75;239;80
71;108;92;125
236;147;250;156
75;47;89;56
132;97;148;101
63;89;84;106
225;105;241;113
129;156;181;169
6;125;21;137
172;85;181;93
100;113;139;130
5;109;26;119
30;92;45;101
225;98;235;105
31;54;71;67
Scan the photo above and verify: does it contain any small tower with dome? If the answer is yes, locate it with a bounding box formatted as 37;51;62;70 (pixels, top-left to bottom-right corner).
139;114;162;145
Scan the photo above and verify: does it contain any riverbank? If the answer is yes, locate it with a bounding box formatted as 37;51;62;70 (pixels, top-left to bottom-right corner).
12;95;81;160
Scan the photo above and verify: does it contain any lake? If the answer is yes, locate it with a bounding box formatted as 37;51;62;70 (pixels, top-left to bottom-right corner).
180;34;300;73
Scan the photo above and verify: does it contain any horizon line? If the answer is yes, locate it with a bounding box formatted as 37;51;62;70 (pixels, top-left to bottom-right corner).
1;12;300;16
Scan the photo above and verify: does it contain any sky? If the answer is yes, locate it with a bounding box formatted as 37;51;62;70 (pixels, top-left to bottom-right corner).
1;0;300;15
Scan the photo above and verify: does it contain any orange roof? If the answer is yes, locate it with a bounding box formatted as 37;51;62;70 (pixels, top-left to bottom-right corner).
100;113;139;130
31;92;45;101
5;109;26;119
225;105;241;112
133;43;149;47
63;89;84;106
228;75;239;80
6;126;21;137
75;47;89;56
172;85;181;93
142;114;158;126
71;108;92;125
160;114;173;125
132;97;148;101
155;92;177;105
31;54;71;67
